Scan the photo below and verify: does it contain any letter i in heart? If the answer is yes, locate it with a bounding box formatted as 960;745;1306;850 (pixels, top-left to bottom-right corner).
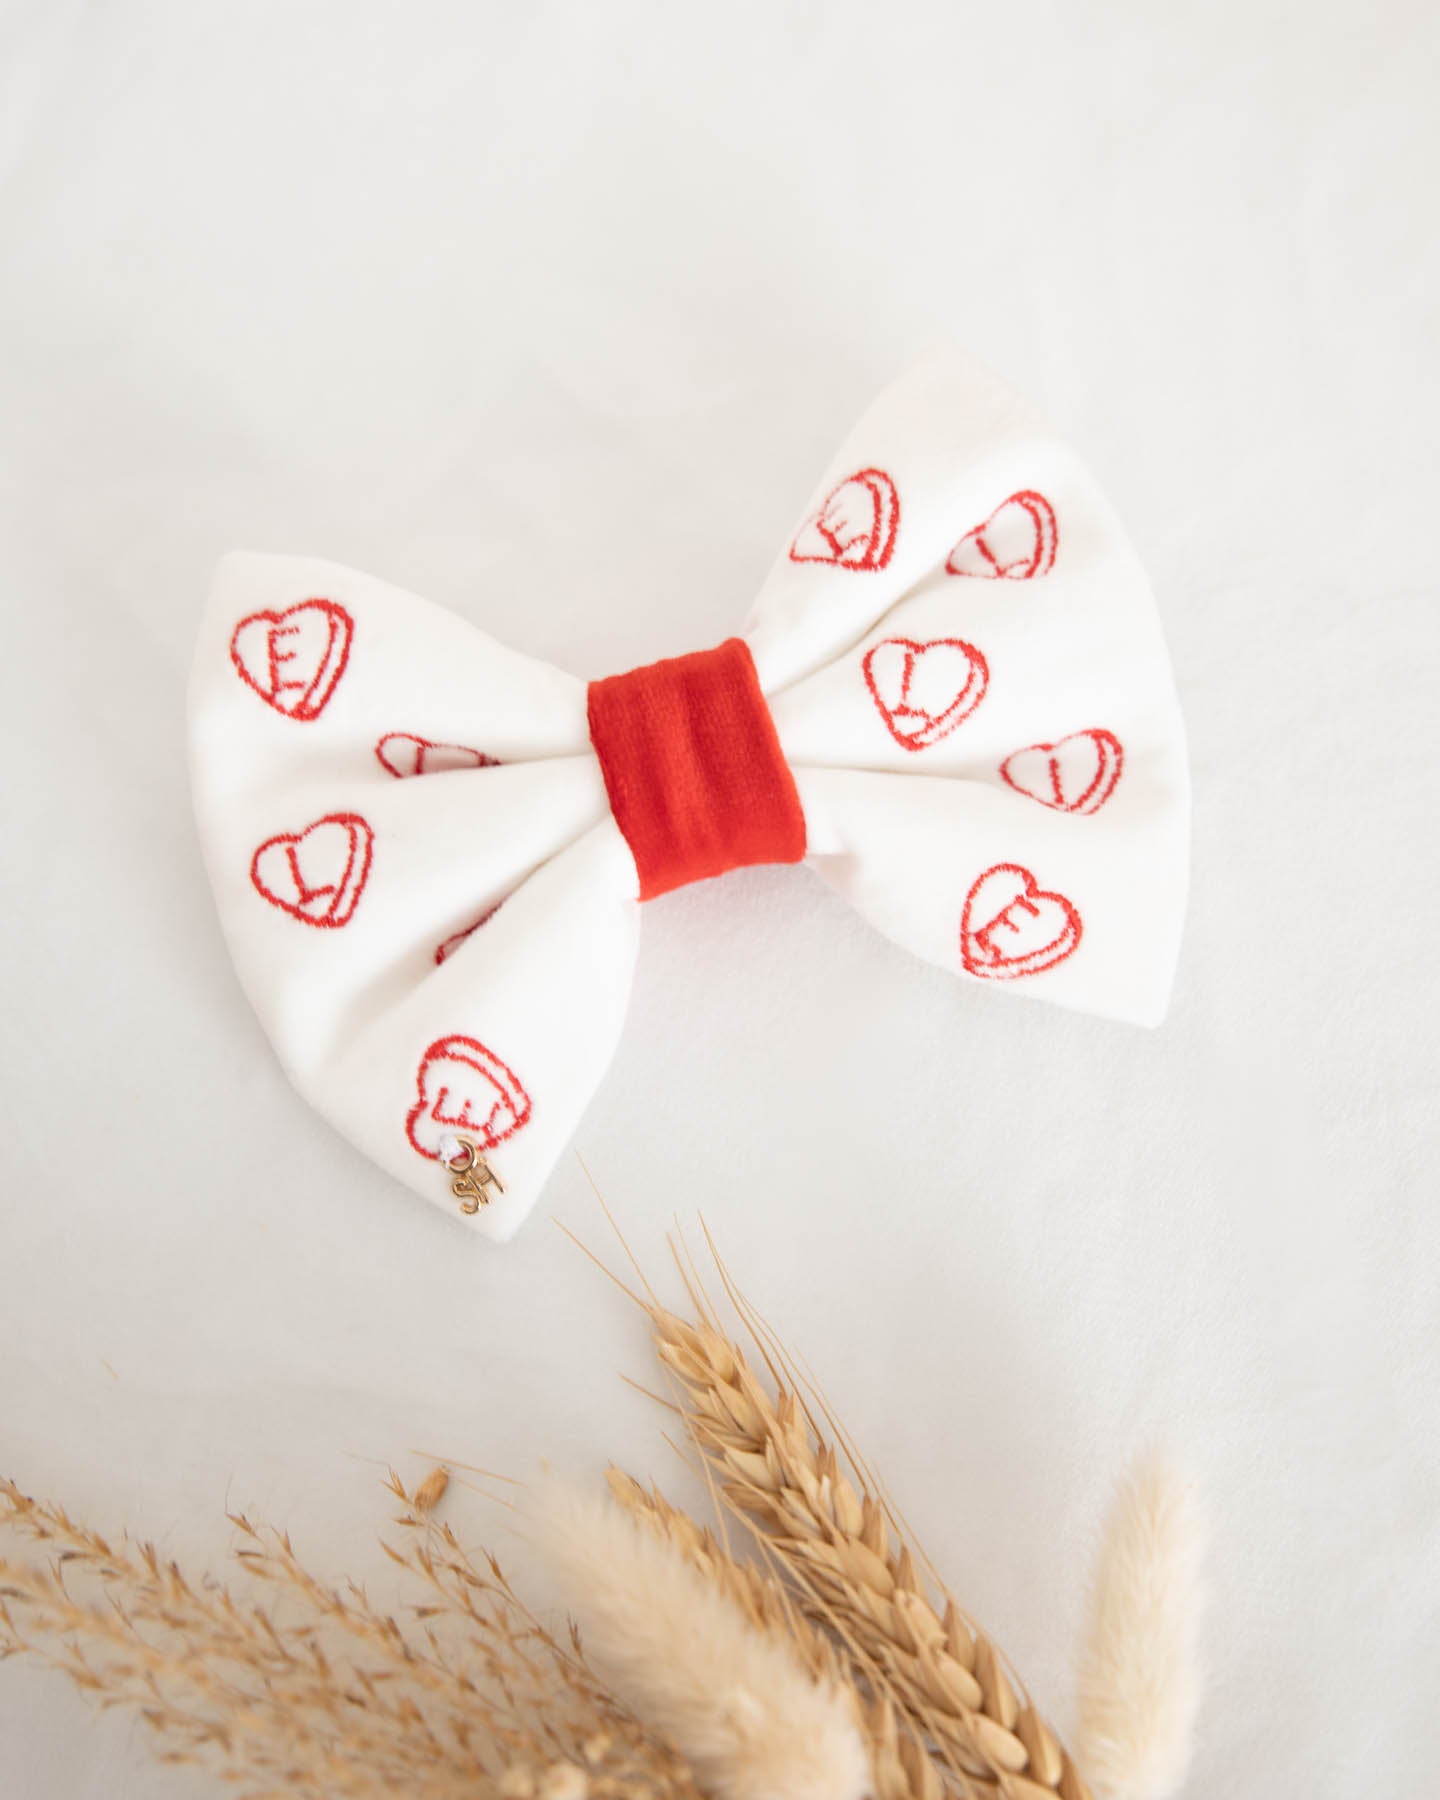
375;733;498;778
946;491;1058;580
1000;729;1124;814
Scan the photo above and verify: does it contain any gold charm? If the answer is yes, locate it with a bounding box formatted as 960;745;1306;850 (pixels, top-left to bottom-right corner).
443;1135;505;1213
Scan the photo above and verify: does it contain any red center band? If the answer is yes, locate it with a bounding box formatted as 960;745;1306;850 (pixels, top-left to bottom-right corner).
587;638;807;902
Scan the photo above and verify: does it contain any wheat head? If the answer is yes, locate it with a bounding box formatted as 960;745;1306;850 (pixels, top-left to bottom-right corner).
638;1279;1091;1800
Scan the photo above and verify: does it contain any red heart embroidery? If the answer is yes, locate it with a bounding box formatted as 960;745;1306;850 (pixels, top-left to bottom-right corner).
433;903;502;966
250;813;373;928
946;490;1058;580
960;863;1082;980
1000;729;1124;815
406;1035;531;1159
230;600;354;720
790;468;900;571
376;733;499;779
863;637;989;751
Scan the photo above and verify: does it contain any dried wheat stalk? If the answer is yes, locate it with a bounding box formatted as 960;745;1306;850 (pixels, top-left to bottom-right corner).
1;1220;1117;1800
624;1246;1091;1800
0;1473;699;1799
609;1469;942;1800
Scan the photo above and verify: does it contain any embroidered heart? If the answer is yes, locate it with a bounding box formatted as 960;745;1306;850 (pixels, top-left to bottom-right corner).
960;863;1081;979
230;600;354;720
863;637;989;751
790;468;900;571
1001;729;1124;815
434;904;502;966
376;733;498;778
250;813;373;928
406;1034;531;1159
946;490;1058;580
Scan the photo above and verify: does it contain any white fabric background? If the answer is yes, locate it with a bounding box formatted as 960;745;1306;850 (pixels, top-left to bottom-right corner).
0;4;1435;1794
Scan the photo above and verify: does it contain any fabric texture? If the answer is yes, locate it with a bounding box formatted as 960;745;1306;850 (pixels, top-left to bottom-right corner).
189;346;1190;1242
587;637;806;900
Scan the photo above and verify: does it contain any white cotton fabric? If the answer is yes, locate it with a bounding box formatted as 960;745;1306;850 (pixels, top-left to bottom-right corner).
189;347;1188;1241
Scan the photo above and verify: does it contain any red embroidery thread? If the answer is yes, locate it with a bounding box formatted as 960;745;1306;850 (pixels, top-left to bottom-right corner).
789;468;900;571
960;863;1082;980
863;637;989;751
406;1035;531;1159
945;491;1058;580
376;733;499;779
250;813;373;928
230;600;354;720
1000;729;1124;815
434;904;502;966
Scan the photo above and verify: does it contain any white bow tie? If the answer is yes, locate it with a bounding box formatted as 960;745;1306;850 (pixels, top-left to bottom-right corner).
190;347;1189;1242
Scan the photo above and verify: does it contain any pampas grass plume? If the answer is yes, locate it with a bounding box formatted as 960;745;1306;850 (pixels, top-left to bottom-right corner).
525;1472;873;1800
1076;1453;1205;1800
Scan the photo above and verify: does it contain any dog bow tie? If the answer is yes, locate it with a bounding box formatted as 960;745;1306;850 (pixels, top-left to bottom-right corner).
190;347;1189;1242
